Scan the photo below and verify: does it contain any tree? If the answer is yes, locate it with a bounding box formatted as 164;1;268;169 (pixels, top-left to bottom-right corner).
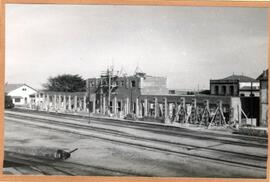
43;74;86;92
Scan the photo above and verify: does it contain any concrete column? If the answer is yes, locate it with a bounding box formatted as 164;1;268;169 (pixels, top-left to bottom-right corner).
113;97;117;115
136;97;139;117
92;95;96;114
58;95;61;110
53;95;57;110
63;95;66;111
68;95;72;111
79;98;82;111
103;95;106;115
126;97;130;114
83;96;87;112
154;98;158;118
164;97;168;119
144;98;148;117
100;97;103;114
74;95;77;111
120;100;123;112
139;102;143;117
45;94;49;110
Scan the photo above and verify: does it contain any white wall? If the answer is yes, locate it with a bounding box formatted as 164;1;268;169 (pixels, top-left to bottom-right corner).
7;85;37;106
239;82;260;89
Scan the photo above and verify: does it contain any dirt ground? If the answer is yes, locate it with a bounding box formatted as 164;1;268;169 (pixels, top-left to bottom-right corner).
3;117;267;178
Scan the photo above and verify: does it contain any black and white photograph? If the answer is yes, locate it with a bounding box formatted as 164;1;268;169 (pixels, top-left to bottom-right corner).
3;3;268;178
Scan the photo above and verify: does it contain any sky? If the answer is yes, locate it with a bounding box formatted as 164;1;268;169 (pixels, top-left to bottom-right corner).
5;4;269;90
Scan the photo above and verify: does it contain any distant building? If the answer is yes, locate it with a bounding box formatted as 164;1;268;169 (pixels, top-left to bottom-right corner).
5;83;37;106
86;71;168;114
257;70;268;127
210;74;260;97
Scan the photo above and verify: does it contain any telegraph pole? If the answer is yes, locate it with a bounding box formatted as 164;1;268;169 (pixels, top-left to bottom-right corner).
88;90;91;124
86;79;91;124
108;68;111;114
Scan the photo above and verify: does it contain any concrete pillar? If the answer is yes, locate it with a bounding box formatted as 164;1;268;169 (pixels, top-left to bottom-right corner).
63;95;66;111
113;97;117;115
83;95;87;112
74;95;77;111
126;97;130;114
46;94;49;111
144;98;148;117
164;97;168;119
53;95;57;110
100;96;103;114
58;95;61;110
103;95;106;115
136;97;139;117
154;98;158;118
79;98;82;111
139;102;143;117
68;95;72;111
92;95;96;114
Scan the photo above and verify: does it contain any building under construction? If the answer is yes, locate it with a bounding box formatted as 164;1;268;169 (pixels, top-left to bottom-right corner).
31;68;266;128
85;68;257;128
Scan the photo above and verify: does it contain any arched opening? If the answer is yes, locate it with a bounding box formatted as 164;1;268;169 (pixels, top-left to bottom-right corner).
214;85;219;95
221;86;226;95
229;85;234;96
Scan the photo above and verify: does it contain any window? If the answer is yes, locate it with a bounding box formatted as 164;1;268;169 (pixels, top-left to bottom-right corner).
22;88;27;91
131;80;136;88
121;80;124;87
15;98;21;102
90;81;95;87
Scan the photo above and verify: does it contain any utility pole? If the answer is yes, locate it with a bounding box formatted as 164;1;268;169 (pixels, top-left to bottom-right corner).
87;79;91;124
108;68;111;114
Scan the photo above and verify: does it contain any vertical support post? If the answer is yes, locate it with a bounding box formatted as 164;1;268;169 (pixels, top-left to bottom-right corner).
100;96;103;114
164;97;168;119
45;94;49;111
136;97;139;117
58;95;61;110
154;97;158;118
144;98;148;117
63;95;66;111
79;97;82;111
83;95;87;112
41;93;45;110
139;102;143;117
103;95;106;115
53;95;57;111
74;95;77;111
114;97;117;115
68;95;72;111
92;95;96;114
126;97;130;114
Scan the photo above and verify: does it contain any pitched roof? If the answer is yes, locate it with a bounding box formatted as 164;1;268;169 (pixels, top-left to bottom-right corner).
256;69;268;81
5;84;24;93
221;75;257;82
5;83;37;93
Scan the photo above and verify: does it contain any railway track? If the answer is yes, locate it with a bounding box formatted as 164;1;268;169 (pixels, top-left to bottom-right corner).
6;109;268;147
5;111;267;171
4;152;143;176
